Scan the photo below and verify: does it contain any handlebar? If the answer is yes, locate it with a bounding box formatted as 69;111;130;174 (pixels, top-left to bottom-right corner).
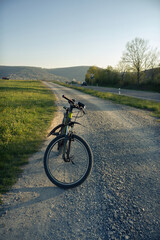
62;95;85;112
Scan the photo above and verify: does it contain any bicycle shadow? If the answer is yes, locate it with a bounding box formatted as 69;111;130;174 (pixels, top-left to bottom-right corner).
1;186;64;214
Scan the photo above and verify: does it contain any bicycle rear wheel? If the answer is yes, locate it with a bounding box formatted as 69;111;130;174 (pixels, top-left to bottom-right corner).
44;134;93;188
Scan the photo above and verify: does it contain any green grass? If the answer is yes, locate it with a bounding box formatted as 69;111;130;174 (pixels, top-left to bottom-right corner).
0;80;56;199
54;81;160;119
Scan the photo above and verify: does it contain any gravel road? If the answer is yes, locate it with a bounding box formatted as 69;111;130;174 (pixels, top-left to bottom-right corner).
0;82;160;240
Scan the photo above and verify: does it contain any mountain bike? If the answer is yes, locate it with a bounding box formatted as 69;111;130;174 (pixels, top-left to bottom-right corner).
44;95;93;188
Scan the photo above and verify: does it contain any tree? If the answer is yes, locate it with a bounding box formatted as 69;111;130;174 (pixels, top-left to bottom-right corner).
148;48;160;81
117;60;129;84
121;37;159;86
85;66;100;85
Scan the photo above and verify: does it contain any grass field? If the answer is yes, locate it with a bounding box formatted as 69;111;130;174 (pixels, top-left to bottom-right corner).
0;80;56;199
54;81;160;119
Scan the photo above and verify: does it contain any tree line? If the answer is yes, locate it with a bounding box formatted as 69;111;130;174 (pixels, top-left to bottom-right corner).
85;38;160;91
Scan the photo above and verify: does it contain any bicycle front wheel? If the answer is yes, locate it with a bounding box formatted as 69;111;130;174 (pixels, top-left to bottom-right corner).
44;134;93;188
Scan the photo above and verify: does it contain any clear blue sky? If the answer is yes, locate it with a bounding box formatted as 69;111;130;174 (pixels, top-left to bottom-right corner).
0;0;160;68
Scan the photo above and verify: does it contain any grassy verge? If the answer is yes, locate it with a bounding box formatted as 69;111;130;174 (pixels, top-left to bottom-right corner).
0;80;56;200
54;81;160;119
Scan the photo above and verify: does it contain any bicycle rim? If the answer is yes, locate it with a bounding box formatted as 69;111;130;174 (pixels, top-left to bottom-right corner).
44;135;92;188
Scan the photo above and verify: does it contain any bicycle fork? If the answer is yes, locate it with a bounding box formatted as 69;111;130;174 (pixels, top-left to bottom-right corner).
62;125;74;164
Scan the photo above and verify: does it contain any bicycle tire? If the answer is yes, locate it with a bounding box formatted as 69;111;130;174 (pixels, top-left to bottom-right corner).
44;134;93;188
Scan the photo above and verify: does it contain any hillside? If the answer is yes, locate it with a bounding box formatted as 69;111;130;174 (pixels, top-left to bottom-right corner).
0;66;90;82
47;66;90;82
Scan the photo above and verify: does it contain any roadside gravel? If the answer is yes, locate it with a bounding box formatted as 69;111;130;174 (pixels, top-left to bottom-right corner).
0;82;159;240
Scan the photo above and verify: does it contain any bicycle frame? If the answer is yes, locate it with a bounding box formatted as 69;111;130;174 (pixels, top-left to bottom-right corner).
48;105;82;137
47;96;84;162
62;103;76;161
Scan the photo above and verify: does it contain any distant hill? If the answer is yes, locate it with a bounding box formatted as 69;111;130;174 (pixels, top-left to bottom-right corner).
0;66;90;82
47;66;90;82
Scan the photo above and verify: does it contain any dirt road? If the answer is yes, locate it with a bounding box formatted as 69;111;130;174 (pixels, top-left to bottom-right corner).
0;82;160;240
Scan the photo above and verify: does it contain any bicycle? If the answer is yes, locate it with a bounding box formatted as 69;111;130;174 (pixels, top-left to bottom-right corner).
44;95;93;188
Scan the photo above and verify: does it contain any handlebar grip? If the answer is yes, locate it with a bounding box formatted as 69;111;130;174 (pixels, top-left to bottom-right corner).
62;95;74;104
62;95;67;100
